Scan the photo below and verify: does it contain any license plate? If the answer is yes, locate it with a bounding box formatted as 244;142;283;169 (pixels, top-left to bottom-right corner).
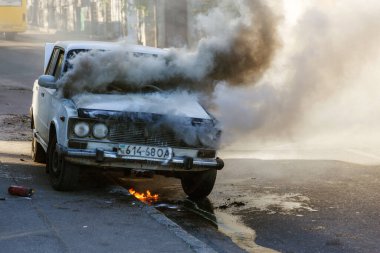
118;144;172;159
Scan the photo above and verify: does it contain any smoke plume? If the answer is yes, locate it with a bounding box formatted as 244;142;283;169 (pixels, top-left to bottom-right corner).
213;0;380;147
58;0;279;98
58;0;380;148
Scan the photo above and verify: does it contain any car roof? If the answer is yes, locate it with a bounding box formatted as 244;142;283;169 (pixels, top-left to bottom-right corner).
54;41;167;55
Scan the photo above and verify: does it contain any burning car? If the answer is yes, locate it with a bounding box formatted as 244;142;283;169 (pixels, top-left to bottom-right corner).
30;41;224;199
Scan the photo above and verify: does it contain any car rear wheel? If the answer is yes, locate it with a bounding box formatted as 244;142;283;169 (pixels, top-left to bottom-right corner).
32;136;46;163
181;169;217;200
47;134;79;191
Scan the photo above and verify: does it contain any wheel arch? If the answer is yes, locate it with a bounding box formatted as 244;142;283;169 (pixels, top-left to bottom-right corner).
49;115;67;146
30;107;34;129
49;121;58;142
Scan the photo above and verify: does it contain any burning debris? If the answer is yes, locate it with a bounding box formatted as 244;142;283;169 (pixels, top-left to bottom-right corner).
129;188;159;203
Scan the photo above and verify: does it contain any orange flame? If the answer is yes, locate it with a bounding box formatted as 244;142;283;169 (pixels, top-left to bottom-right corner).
129;188;159;202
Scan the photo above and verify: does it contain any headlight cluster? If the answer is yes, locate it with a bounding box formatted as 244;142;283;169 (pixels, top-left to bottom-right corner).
92;123;109;139
73;121;108;139
74;122;90;138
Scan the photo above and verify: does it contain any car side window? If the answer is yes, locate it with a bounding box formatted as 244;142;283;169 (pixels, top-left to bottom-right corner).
53;51;65;80
45;48;60;76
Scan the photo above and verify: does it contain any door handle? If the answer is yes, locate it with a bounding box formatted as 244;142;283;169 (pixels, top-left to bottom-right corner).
41;92;45;97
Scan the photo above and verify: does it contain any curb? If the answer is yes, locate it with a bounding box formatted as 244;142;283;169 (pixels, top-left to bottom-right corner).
110;185;217;253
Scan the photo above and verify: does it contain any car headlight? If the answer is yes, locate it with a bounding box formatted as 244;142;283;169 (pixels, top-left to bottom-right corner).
74;122;90;138
92;123;108;139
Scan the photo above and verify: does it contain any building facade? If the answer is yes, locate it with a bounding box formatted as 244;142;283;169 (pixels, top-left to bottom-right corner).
27;0;214;47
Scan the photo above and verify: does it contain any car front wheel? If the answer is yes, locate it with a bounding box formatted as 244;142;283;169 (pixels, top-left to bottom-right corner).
47;134;79;191
181;169;217;200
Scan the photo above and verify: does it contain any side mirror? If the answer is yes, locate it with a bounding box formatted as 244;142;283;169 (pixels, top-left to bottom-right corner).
38;75;57;89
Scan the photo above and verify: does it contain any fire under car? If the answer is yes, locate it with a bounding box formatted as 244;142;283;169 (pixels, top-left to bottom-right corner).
30;41;224;199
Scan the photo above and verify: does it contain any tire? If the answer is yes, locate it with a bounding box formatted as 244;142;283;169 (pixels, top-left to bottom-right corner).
181;169;217;200
47;134;79;191
32;136;46;163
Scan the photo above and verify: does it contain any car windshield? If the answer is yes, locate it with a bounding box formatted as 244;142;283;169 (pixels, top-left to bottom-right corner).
63;49;163;94
64;49;90;72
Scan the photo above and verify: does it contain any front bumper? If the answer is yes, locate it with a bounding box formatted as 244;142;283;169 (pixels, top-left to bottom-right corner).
58;145;224;172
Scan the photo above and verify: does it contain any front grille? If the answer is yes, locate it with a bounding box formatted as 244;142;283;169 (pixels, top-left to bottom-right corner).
109;122;184;147
76;109;219;149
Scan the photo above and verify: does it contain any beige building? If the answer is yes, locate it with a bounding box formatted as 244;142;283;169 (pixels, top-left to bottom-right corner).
28;0;214;47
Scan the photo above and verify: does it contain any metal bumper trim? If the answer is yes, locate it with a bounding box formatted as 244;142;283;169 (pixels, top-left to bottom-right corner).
58;146;224;170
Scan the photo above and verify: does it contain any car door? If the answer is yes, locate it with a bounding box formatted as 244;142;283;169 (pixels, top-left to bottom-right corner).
36;47;65;142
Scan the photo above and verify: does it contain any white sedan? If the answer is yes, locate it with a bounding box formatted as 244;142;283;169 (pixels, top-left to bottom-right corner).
30;41;224;199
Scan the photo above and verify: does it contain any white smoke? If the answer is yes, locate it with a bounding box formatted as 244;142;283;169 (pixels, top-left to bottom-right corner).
58;0;278;98
214;0;380;147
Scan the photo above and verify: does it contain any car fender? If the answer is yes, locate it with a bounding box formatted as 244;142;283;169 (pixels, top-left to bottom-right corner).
49;97;78;147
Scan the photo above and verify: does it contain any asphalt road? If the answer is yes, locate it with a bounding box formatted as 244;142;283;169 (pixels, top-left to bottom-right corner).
0;33;43;114
114;152;380;253
2;32;380;253
217;157;380;253
0;30;91;115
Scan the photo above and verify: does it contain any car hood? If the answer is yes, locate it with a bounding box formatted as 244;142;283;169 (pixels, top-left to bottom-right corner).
71;93;211;119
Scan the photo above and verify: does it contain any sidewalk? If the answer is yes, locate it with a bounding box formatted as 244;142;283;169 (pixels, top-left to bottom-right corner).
0;141;215;253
